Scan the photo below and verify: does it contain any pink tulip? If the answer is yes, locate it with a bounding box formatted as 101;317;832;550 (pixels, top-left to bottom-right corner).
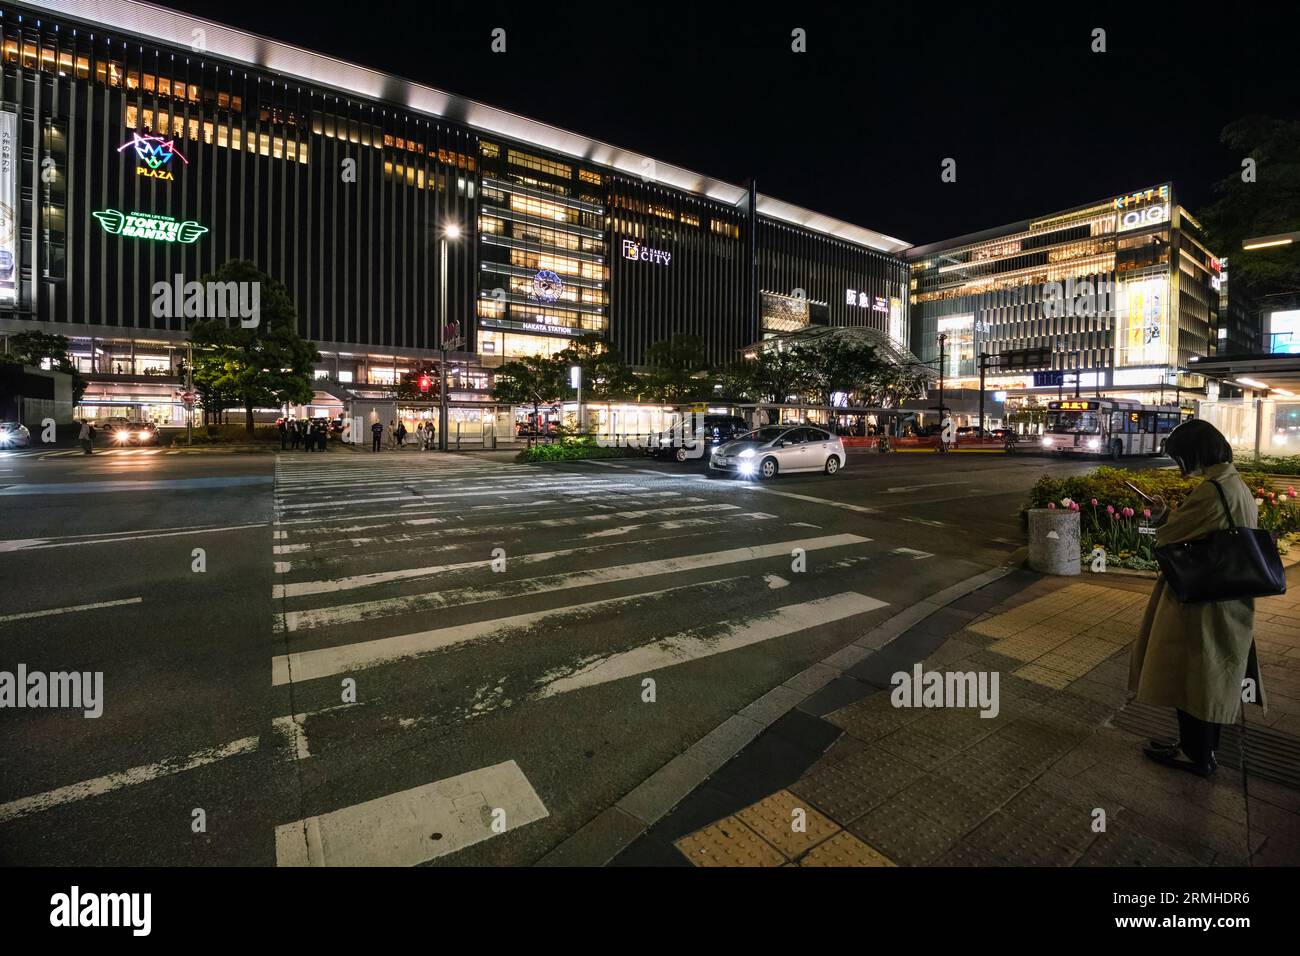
1048;502;1056;509
1143;508;1152;519
1090;498;1099;507
1070;502;1080;511
1106;504;1115;514
1122;507;1134;518
1288;486;1296;496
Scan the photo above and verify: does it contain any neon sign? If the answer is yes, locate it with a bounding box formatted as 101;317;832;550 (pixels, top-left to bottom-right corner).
117;133;189;182
92;209;208;244
622;239;671;266
1113;184;1169;210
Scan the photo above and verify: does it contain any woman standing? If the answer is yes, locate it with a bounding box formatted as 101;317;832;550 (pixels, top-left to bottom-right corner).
1130;420;1267;777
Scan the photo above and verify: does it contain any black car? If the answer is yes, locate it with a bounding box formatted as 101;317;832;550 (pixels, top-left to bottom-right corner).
99;419;159;446
650;414;750;462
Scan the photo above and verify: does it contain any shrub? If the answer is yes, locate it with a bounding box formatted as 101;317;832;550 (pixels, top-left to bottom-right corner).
516;439;642;463
168;424;281;445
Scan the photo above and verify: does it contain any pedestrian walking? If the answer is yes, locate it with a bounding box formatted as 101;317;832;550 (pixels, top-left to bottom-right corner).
278;419;288;450
396;420;407;448
78;419;94;455
371;420;383;452
1130;420;1266;778
386;420;396;450
289;420;301;450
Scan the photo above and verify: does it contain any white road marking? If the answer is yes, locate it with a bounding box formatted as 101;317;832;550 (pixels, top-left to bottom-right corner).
572;459;629;468
736;485;879;514
885;481;971;493
0;736;259;824
274;760;547;867
0;523;265;552
273;577;744;682
278;533;869;634
890;547;934;560
536;591;888;698
0;596;143;624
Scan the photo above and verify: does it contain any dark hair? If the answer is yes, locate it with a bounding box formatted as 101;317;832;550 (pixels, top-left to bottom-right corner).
1164;419;1232;474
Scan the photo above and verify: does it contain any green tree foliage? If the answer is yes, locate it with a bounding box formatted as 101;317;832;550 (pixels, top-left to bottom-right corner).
555;333;636;402
187;261;320;433
490;354;567;431
6;330;87;403
799;338;884;407
644;333;711;403
1200;116;1300;297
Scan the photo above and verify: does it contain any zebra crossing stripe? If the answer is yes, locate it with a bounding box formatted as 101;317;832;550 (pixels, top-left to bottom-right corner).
273;760;547;867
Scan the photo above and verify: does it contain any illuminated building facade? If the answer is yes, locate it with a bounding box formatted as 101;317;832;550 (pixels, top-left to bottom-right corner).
907;184;1222;406
0;0;909;422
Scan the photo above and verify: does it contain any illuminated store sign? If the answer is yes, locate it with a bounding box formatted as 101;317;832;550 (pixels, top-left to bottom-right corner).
117;132;188;182
845;289;888;312
1113;184;1169;210
1117;203;1168;233
622;239;672;266
92;209;208;244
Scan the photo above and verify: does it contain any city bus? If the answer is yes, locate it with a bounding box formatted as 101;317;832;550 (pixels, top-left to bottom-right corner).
1041;399;1191;459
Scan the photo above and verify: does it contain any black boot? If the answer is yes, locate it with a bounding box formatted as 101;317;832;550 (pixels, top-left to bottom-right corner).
1143;746;1217;778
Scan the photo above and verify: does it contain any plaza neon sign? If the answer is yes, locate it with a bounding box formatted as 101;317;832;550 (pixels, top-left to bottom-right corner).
117;132;189;182
92;208;208;244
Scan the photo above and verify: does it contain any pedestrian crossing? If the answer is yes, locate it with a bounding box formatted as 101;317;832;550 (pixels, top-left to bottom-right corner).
266;454;924;866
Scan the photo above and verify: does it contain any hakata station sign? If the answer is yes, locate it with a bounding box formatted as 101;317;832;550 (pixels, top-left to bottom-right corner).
92;209;208;244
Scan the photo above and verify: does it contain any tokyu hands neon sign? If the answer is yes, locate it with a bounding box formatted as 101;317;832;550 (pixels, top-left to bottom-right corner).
93;208;208;244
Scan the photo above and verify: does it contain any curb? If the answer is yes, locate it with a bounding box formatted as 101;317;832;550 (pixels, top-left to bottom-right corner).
534;561;1018;867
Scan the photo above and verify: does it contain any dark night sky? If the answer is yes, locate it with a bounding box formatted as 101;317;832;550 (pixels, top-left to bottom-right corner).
154;0;1298;246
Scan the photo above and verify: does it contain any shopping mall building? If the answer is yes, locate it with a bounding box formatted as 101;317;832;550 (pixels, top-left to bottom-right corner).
907;184;1233;414
0;0;912;429
0;0;1251;432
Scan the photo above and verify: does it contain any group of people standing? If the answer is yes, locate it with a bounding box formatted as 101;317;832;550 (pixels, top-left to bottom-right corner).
369;419;436;451
279;418;330;452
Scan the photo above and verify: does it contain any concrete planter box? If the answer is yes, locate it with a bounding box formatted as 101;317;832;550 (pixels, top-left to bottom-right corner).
1026;508;1080;576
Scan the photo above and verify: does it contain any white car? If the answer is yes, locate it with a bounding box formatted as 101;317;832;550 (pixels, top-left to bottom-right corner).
709;425;846;479
0;421;31;447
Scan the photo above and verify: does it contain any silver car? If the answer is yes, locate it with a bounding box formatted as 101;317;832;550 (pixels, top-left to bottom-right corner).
709;425;846;479
0;421;31;448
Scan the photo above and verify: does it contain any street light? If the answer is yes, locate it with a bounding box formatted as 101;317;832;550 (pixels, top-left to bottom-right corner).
1242;231;1299;251
437;221;463;451
570;365;583;432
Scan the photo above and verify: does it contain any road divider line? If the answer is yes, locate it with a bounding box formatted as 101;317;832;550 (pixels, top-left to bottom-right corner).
274;760;547;867
0;596;143;624
0;736;259;825
535;591;888;698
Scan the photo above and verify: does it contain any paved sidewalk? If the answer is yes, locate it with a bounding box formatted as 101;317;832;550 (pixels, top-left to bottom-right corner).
614;569;1300;866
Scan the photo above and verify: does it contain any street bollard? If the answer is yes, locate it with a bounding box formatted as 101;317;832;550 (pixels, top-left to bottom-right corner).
1026;508;1081;576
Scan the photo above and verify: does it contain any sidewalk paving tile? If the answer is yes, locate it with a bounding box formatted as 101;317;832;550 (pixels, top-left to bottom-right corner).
674;817;786;867
848;800;970;865
798;831;895;867
735;790;840;858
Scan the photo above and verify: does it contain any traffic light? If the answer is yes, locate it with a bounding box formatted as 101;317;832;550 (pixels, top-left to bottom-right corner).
418;373;431;393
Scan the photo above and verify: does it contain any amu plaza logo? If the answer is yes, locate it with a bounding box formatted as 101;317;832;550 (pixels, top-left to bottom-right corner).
117;132;189;181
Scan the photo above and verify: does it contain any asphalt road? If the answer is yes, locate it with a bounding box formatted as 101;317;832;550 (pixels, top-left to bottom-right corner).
0;443;1167;865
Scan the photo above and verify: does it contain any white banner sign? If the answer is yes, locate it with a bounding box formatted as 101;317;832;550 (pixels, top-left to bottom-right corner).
0;108;17;306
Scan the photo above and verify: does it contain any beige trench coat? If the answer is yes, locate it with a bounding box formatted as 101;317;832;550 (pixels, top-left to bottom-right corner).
1128;462;1267;724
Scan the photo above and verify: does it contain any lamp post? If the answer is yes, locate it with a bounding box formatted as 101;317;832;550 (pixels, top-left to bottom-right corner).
570;364;583;432
437;222;462;451
937;332;947;436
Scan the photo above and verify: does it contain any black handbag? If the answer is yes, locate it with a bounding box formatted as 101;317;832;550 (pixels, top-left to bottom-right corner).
1155;479;1287;603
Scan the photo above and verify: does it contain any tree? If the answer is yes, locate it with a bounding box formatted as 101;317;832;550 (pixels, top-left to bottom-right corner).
490;354;566;441
6;330;87;403
799;337;883;408
747;344;815;406
555;333;636;402
1200;116;1300;297
187;261;320;433
644;333;711;404
866;362;929;410
395;362;441;402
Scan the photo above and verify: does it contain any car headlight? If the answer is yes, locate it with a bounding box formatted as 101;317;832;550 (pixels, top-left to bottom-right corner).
115;431;129;441
738;461;756;475
136;432;148;441
738;448;755;458
1086;438;1101;450
1042;436;1054;447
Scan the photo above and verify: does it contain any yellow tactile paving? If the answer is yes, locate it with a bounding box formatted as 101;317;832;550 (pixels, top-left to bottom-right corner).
798;831;896;867
735;790;841;859
674;817;786;867
1013;661;1075;689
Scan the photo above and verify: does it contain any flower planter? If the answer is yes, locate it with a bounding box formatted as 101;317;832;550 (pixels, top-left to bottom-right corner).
1027;508;1080;576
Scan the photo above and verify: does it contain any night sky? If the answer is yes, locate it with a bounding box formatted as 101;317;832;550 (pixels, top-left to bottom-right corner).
154;0;1298;246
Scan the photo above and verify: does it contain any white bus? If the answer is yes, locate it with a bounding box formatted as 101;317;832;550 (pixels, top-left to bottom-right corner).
1041;399;1191;459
